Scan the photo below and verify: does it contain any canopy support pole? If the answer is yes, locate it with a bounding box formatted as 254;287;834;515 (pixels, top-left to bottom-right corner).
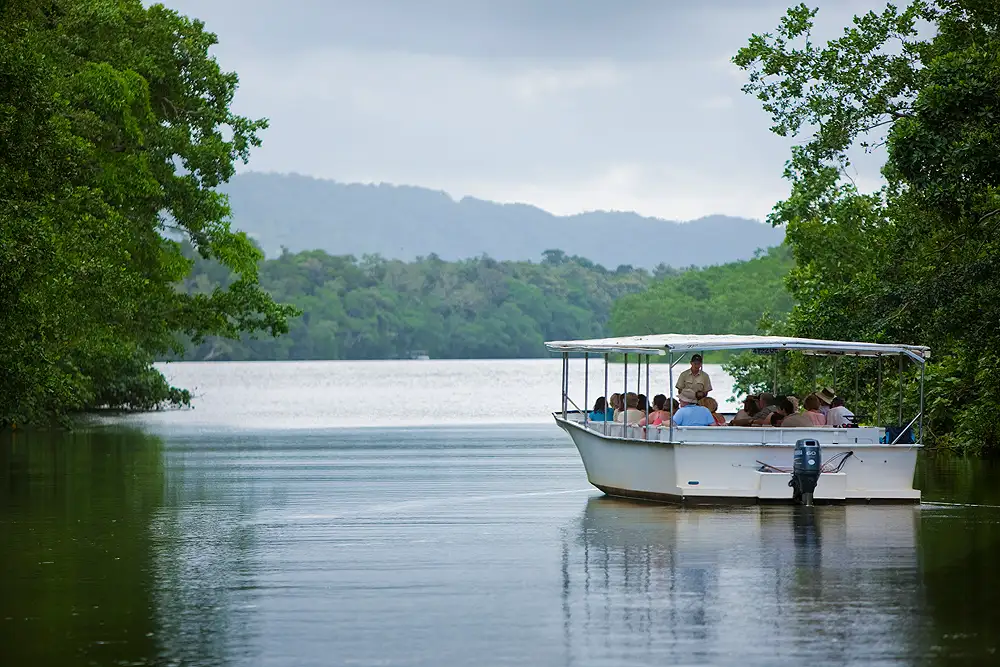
877;355;882;427
668;350;674;443
584;352;589;428
562;352;568;420
623;354;628;438
637;355;641;395
833;357;838;395
855;356;860;405
898;355;904;425
603;353;609;436
644;354;650;440
919;361;925;444
772;352;778;395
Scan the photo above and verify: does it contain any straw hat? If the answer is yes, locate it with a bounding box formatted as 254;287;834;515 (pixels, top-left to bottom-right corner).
817;387;836;405
678;388;699;404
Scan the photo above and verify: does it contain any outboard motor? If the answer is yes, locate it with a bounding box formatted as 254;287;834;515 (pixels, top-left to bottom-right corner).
790;438;822;506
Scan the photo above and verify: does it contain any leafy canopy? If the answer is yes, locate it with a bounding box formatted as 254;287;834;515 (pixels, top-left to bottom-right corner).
0;0;295;425
732;0;1000;453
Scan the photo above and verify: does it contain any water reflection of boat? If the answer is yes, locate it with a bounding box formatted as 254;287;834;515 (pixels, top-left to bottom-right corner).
559;496;922;664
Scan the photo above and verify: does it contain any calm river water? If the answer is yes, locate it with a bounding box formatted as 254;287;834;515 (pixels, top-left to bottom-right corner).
2;360;999;667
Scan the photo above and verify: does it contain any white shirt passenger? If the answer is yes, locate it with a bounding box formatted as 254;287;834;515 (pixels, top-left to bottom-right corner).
826;406;855;427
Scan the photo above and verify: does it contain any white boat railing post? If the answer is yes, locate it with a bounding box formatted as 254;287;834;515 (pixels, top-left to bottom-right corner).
584;352;589;428
562;352;568;420
603;353;609;436
668;350;674;443
919;360;925;443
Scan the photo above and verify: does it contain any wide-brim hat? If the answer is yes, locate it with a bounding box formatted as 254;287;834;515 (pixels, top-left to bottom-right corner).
817;387;836;404
678;388;699;404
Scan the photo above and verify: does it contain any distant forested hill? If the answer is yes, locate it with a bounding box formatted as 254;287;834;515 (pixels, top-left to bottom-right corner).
175;246;793;361
222;173;784;270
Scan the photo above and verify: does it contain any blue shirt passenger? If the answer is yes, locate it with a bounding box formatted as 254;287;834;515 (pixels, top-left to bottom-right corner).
588;397;614;421
672;390;716;426
589;409;614;422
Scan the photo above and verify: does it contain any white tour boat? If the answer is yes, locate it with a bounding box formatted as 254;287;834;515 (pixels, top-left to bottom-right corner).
545;334;929;505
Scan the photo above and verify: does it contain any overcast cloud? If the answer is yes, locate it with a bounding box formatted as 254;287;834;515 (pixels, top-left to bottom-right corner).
160;0;888;221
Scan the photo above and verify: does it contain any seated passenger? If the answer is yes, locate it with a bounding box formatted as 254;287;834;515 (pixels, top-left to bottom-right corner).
636;394;649;413
699;396;726;425
588;396;614;421
730;395;758;426
615;392;645;424
803;394;827;426
638;394;671;426
826;396;855;427
758;396;794;426
672;389;716;426
781;398;815;428
609;393;623;419
751;392;780;425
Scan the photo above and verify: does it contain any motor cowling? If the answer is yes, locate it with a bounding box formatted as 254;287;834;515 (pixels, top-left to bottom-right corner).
790;438;821;505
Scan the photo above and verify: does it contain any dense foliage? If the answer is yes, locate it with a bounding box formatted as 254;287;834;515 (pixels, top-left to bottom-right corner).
0;1;294;426
732;1;1000;453
178;245;793;361
179;248;658;360
609;246;794;339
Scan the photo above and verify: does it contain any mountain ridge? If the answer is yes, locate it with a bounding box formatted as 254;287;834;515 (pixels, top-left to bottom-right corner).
222;172;784;269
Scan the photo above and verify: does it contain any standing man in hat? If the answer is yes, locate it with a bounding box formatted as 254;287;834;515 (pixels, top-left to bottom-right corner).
675;353;713;400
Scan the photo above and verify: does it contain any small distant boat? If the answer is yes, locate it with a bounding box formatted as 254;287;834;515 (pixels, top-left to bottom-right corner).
545;334;929;505
409;350;431;360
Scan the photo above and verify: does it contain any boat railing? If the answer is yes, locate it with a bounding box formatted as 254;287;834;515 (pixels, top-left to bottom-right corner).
563;413;891;446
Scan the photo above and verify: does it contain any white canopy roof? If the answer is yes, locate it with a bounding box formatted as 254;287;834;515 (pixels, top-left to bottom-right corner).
544;334;930;361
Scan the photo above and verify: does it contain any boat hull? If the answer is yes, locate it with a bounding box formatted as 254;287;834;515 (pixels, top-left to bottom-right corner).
557;417;920;504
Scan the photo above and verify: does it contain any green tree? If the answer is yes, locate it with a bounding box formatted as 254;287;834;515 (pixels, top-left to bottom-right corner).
733;0;1000;453
0;0;295;426
610;246;794;340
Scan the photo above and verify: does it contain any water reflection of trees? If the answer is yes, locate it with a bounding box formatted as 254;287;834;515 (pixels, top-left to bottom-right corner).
561;497;924;665
0;429;263;667
0;429;165;666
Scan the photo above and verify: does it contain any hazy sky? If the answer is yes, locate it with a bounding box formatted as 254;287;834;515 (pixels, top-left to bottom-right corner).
160;0;886;221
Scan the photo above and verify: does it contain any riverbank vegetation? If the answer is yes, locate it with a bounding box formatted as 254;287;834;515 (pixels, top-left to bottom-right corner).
0;1;295;426
730;1;1000;454
178;248;656;360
